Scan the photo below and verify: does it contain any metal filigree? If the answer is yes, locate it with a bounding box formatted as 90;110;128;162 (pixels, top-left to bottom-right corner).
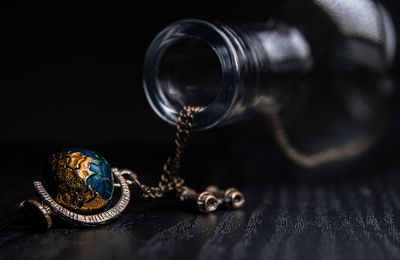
20;168;133;228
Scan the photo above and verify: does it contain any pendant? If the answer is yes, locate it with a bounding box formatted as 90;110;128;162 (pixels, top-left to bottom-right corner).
20;147;245;229
19;108;245;229
20;148;134;229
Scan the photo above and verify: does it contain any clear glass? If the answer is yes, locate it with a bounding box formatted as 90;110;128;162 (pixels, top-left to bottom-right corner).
143;0;396;167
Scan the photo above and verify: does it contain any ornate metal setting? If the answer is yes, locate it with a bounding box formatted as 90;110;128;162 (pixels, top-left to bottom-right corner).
20;166;135;229
20;106;245;229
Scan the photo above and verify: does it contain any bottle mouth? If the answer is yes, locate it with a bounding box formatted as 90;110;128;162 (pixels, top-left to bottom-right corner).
143;19;240;130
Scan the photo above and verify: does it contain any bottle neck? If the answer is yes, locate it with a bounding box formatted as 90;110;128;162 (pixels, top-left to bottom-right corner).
143;19;244;130
143;19;313;130
143;11;395;130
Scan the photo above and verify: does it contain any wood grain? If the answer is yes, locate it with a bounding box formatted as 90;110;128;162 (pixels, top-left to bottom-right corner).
2;154;400;260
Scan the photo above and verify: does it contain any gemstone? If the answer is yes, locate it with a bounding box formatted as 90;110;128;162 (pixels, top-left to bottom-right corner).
46;148;114;213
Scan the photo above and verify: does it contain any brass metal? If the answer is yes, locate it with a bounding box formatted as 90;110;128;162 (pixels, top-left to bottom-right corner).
205;186;245;209
175;186;223;213
20;199;53;229
223;188;245;209
21;169;132;228
125;106;203;199
20;106;245;229
196;191;220;213
266;110;371;168
128;106;245;213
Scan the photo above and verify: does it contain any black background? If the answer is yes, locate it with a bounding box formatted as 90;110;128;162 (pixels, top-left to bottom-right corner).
1;0;400;177
2;1;400;259
0;0;307;186
0;0;282;164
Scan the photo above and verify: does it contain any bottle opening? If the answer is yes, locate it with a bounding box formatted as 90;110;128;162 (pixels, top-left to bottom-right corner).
144;19;240;130
158;38;223;107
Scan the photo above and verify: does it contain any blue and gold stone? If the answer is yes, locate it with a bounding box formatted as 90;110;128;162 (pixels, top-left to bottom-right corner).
47;148;114;214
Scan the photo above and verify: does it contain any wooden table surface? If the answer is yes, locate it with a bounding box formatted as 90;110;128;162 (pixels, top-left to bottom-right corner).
1;143;400;260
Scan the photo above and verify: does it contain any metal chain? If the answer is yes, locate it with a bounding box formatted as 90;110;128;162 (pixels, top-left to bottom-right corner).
113;105;244;213
129;106;204;199
265;109;371;168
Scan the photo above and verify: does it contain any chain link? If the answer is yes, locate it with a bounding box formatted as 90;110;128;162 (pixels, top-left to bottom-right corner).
129;106;204;199
112;105;244;213
266;110;371;168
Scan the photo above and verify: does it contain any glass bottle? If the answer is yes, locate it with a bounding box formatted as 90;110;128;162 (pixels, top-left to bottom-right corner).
143;0;397;168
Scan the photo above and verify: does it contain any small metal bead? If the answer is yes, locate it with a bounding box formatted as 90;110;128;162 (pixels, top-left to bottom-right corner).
205;185;224;204
197;191;220;213
224;188;245;209
205;186;245;209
